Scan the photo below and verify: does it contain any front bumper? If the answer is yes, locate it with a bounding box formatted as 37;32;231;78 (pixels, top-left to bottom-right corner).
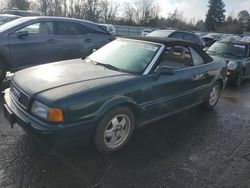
3;89;97;142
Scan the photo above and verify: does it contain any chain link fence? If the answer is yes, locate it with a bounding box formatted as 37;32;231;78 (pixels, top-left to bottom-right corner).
114;25;158;36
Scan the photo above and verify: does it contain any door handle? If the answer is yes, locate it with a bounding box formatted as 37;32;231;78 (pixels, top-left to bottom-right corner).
84;38;92;43
47;39;57;43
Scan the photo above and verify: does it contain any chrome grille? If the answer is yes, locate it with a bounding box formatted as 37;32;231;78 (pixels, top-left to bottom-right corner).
10;82;30;109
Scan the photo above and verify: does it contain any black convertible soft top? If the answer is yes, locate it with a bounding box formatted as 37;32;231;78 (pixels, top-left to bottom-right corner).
122;36;214;63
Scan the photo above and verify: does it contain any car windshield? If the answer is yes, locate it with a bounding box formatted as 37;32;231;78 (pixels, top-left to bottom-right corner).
147;30;173;37
87;39;161;74
207;42;247;58
0;17;31;32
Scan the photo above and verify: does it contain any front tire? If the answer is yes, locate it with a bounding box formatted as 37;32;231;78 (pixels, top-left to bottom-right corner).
94;106;135;153
203;81;221;110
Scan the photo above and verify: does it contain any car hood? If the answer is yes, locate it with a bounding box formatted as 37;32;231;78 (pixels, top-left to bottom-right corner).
13;59;137;101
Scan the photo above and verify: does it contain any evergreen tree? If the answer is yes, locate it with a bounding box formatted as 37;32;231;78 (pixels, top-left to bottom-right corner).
238;10;250;32
205;0;225;31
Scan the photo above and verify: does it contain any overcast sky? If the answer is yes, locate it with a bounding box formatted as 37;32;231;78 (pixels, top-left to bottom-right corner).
156;0;250;21
0;0;249;21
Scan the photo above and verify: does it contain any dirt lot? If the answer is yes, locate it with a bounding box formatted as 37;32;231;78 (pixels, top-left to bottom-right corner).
0;80;250;188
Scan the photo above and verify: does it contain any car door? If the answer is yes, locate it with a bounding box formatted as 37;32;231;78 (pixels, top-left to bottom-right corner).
141;45;203;122
52;21;93;61
8;21;57;70
189;47;216;100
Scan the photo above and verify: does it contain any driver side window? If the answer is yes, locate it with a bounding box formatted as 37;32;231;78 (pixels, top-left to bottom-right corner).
157;46;193;70
17;22;54;35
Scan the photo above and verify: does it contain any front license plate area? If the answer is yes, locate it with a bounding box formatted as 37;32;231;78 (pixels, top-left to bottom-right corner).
4;104;16;128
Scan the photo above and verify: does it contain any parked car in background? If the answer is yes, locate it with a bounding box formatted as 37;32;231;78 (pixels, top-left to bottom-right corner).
3;37;227;153
202;33;223;48
2;9;40;16
241;36;250;42
141;29;152;36
147;30;205;49
195;31;207;38
0;16;114;82
0;14;21;25
221;34;242;41
207;40;250;86
99;24;116;35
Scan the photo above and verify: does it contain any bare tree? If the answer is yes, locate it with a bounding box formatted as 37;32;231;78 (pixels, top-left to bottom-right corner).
67;0;85;18
7;0;30;10
123;1;135;24
122;0;157;25
83;0;101;21
99;0;119;23
133;0;156;24
35;0;68;16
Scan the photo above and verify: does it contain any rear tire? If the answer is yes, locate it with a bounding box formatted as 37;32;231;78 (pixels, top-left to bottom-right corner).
0;62;6;83
94;106;135;154
203;81;221;110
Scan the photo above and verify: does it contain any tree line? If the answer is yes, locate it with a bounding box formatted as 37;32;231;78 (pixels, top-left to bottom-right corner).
3;0;250;34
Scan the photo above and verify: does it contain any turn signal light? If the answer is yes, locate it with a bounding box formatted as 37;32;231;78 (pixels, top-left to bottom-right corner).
47;108;64;122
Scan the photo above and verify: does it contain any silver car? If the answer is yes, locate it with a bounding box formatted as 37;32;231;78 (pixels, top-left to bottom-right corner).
0;16;114;82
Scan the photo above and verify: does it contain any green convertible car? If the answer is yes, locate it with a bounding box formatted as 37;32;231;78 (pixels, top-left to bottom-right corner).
4;37;228;153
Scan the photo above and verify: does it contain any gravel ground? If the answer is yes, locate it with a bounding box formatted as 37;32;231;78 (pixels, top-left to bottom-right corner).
0;79;250;188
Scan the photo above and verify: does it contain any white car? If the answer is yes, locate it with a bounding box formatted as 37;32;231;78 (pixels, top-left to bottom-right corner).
99;24;116;36
241;36;250;42
141;29;152;36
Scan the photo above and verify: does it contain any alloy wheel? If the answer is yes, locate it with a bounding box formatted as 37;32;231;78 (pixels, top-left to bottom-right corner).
104;114;131;149
209;85;220;106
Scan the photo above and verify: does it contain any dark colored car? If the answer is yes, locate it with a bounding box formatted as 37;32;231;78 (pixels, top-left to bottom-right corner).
147;30;205;49
0;14;21;25
207;40;250;86
0;16;114;82
2;9;40;17
3;37;227;153
202;33;223;48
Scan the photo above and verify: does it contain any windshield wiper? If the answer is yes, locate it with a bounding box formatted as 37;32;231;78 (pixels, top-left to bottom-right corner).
91;60;127;73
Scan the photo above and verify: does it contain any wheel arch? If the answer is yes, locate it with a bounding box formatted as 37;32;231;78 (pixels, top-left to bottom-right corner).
0;52;10;71
96;96;141;125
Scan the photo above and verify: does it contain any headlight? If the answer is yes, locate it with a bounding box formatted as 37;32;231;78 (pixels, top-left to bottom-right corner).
31;100;64;122
227;61;238;70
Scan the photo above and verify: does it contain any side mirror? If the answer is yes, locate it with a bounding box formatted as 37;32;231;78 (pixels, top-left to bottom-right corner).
16;30;28;38
154;66;175;79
